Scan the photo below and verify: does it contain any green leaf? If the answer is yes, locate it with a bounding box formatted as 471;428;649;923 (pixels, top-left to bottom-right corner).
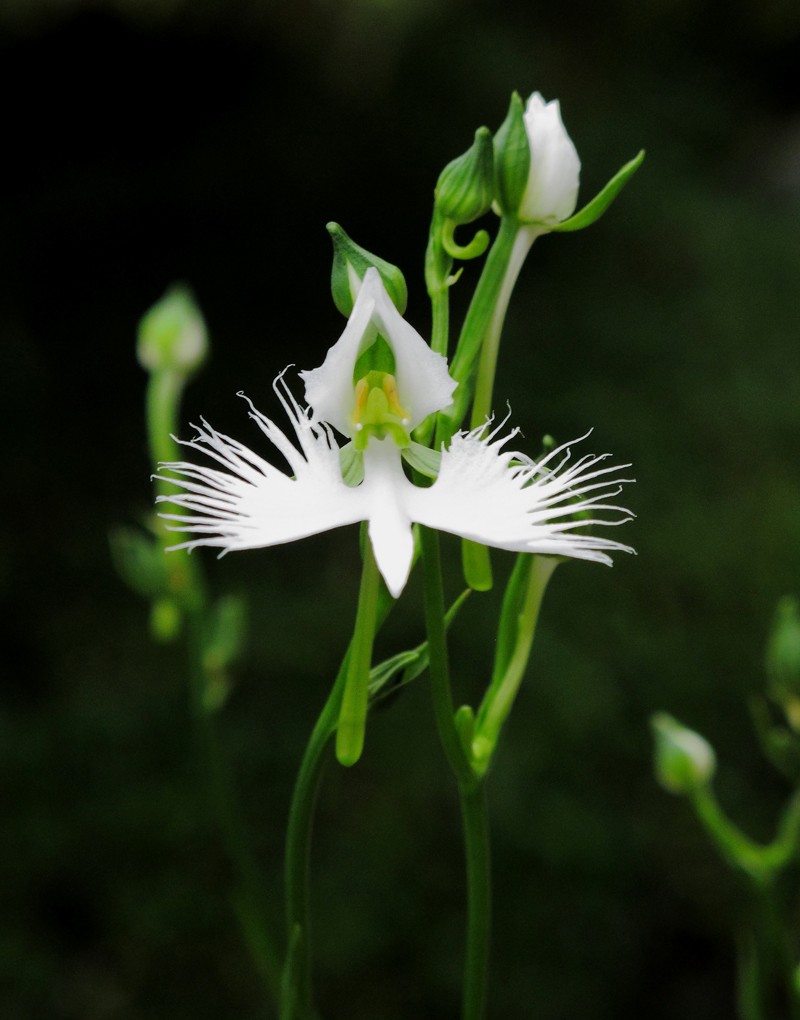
554;149;645;233
368;589;471;705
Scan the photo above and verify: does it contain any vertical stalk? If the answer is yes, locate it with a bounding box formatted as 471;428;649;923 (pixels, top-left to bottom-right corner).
282;664;345;1020
469;224;538;430
420;526;492;1020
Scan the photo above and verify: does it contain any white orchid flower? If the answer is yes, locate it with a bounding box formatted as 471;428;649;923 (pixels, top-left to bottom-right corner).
156;269;634;597
518;92;581;226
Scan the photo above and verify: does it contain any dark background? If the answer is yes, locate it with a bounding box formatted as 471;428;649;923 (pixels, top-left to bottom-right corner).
2;1;800;1017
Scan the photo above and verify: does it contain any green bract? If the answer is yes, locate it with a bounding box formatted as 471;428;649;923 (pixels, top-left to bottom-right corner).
492;92;530;218
554;149;646;232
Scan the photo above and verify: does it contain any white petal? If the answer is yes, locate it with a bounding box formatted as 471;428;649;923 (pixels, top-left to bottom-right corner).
155;373;367;554
405;423;634;565
519;92;581;225
300;281;377;437
300;268;455;436
367;270;456;428
360;439;416;598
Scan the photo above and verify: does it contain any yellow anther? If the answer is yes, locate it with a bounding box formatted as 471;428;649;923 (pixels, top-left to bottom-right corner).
382;374;410;425
352;376;370;429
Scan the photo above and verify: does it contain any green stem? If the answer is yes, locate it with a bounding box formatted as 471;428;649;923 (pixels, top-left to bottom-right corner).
469;224;539;431
146;369;183;494
444;219;536;436
420;527;492;1019
420;527;471;785
459;780;491;1020
282;661;345;1020
282;552;394;1019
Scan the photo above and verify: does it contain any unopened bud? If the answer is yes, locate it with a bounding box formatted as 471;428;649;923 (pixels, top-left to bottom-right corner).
435;127;494;226
651;712;716;795
137;285;208;375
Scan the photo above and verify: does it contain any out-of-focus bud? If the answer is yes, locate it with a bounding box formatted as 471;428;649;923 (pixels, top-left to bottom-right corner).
651;712;716;795
517;92;581;226
766;596;800;730
327;222;407;317
435;127;494;226
137;285;208;375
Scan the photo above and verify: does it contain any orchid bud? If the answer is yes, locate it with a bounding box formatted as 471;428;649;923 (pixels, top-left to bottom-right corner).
327;222;407;317
137;285;208;375
435;127;494;226
766;596;800;730
651;712;716;795
517;92;581;226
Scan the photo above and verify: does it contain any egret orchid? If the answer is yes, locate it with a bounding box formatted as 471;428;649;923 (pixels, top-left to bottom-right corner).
156;269;634;597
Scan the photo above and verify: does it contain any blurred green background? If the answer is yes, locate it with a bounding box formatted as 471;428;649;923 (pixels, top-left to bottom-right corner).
1;0;799;1017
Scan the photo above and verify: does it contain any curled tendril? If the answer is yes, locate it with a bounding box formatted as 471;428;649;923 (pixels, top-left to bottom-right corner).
441;218;490;261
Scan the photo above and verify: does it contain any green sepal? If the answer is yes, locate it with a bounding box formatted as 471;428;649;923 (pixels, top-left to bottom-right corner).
327;222;408;316
435;126;495;226
339;442;364;486
553;149;645;233
109;525;171;599
492;92;530;218
137;284;208;375
401;440;441;479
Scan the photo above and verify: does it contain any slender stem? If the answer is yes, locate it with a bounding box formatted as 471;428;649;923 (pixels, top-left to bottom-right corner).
282;662;345;1020
430;286;450;358
469;224;538;430
460;781;491;1020
420;526;471;785
282;551;394;1020
444;219;535;435
420;526;492;1020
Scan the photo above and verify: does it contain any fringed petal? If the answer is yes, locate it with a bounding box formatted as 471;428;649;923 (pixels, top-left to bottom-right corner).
405;425;635;565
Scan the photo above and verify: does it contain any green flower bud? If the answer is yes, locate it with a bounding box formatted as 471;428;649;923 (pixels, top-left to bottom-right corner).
766;596;800;730
327;222;407;317
137;285;208;375
435;127;494;226
492;92;530;219
651;712;716;795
